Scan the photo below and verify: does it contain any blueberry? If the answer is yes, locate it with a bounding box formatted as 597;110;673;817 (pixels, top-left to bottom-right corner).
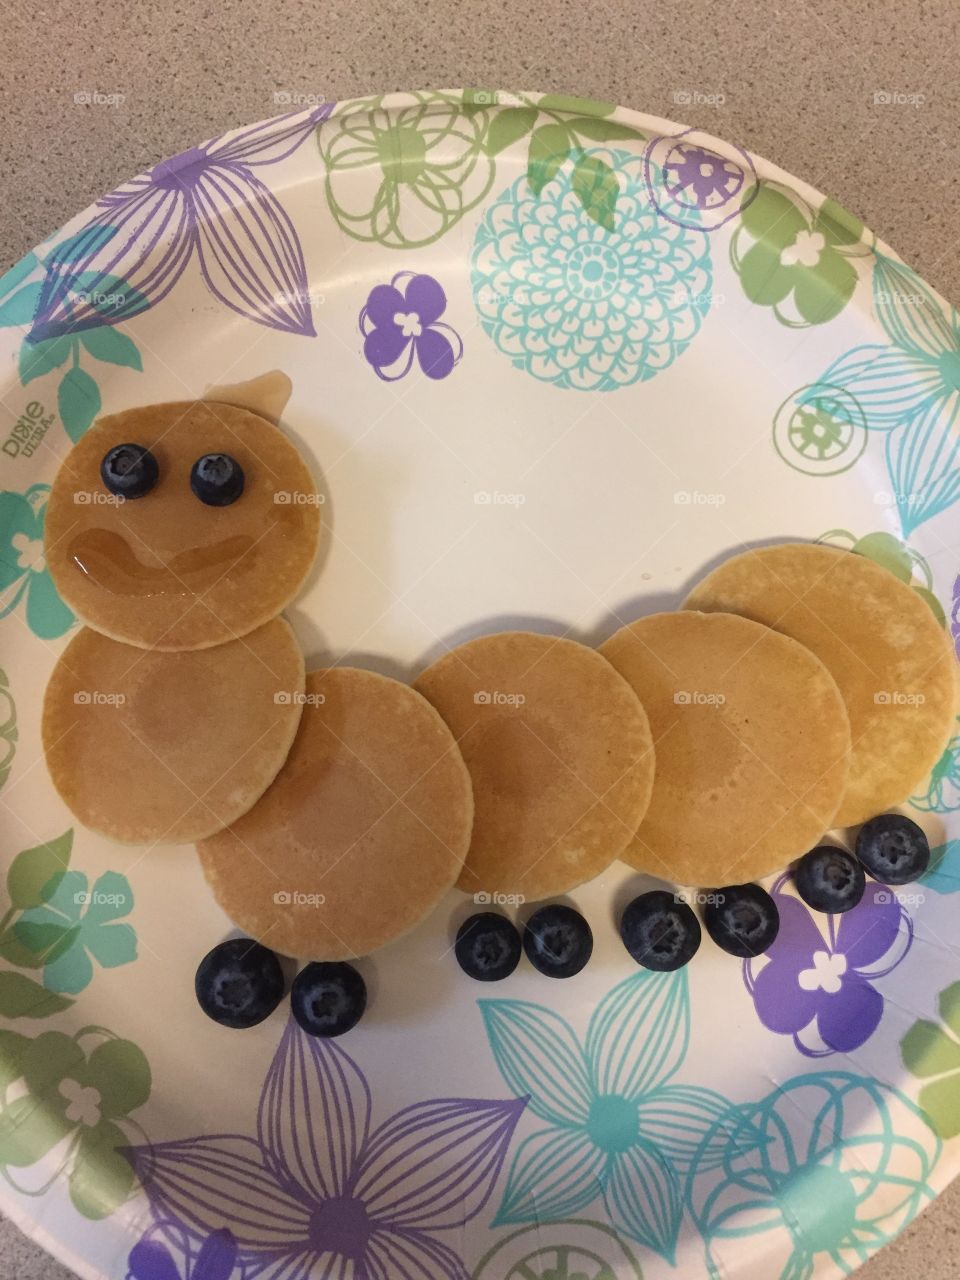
195;938;285;1029
856;813;930;885
455;912;521;982
190;453;245;506
620;890;701;971
523;904;592;978
100;443;159;499
291;962;366;1037
795;845;865;913
704;884;779;957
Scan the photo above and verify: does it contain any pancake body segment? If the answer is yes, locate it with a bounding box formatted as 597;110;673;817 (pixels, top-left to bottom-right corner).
196;667;474;960
600;611;851;886
43;617;305;844
413;631;656;900
44;400;321;651
683;543;956;825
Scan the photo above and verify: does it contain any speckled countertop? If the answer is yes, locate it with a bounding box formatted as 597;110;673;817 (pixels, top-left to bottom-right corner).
3;0;960;1276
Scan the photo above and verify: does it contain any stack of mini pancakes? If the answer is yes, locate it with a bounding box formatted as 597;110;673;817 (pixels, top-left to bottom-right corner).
42;391;956;964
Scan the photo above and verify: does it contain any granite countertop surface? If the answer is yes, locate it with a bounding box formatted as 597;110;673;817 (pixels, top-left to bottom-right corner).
3;0;960;1276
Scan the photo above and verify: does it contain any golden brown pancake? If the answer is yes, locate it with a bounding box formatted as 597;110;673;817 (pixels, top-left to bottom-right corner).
43;618;305;844
413;631;655;900
196;667;474;960
683;543;956;825
599;611;851;886
44;400;320;651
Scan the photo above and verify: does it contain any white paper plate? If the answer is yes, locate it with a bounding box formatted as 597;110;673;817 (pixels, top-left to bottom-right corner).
1;89;959;1280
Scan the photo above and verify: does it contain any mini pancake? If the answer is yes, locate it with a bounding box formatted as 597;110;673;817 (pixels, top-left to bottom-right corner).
44;399;321;651
599;611;851;886
683;543;956;825
412;631;655;900
196;667;473;960
43;617;305;844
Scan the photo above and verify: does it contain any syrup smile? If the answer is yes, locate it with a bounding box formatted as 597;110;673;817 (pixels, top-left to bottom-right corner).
69;527;255;597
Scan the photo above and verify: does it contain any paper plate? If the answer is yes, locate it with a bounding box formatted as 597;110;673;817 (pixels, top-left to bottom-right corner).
1;89;959;1280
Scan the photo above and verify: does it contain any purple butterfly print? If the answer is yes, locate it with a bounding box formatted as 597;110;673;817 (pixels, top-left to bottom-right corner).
127;1225;237;1280
30;106;331;341
744;875;913;1057
124;1018;525;1280
360;272;463;381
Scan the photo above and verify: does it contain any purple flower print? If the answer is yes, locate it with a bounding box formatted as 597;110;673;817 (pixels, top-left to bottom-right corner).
30;106;331;341
663;142;745;211
644;128;758;232
127;1225;237;1280
360;272;463;381
125;1017;524;1280
952;573;960;660
745;876;913;1057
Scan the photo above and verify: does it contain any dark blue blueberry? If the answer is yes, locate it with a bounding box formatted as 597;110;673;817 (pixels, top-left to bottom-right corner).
522;904;592;978
795;845;865;913
620;890;701;971
291;961;366;1037
856;813;930;885
455;912;521;982
100;443;159;499
195;938;285;1029
704;884;779;957
190;453;245;506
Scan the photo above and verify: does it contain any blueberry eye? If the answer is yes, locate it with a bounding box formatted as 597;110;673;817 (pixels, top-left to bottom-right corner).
100;444;159;498
190;453;245;507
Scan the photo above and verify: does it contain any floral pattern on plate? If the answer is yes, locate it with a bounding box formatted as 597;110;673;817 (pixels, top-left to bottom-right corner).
744;875;913;1057
125;1016;524;1279
471;148;712;391
687;1073;940;1280
481;967;746;1262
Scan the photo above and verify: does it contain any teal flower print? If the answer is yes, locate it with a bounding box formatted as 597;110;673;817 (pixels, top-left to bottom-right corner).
814;254;960;535
17;870;136;995
471;147;712;391
0;484;74;639
687;1072;939;1279
480;968;742;1262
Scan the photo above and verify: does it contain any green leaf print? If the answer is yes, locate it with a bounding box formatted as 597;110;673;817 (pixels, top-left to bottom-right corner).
7;831;72;909
572;155;619;231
